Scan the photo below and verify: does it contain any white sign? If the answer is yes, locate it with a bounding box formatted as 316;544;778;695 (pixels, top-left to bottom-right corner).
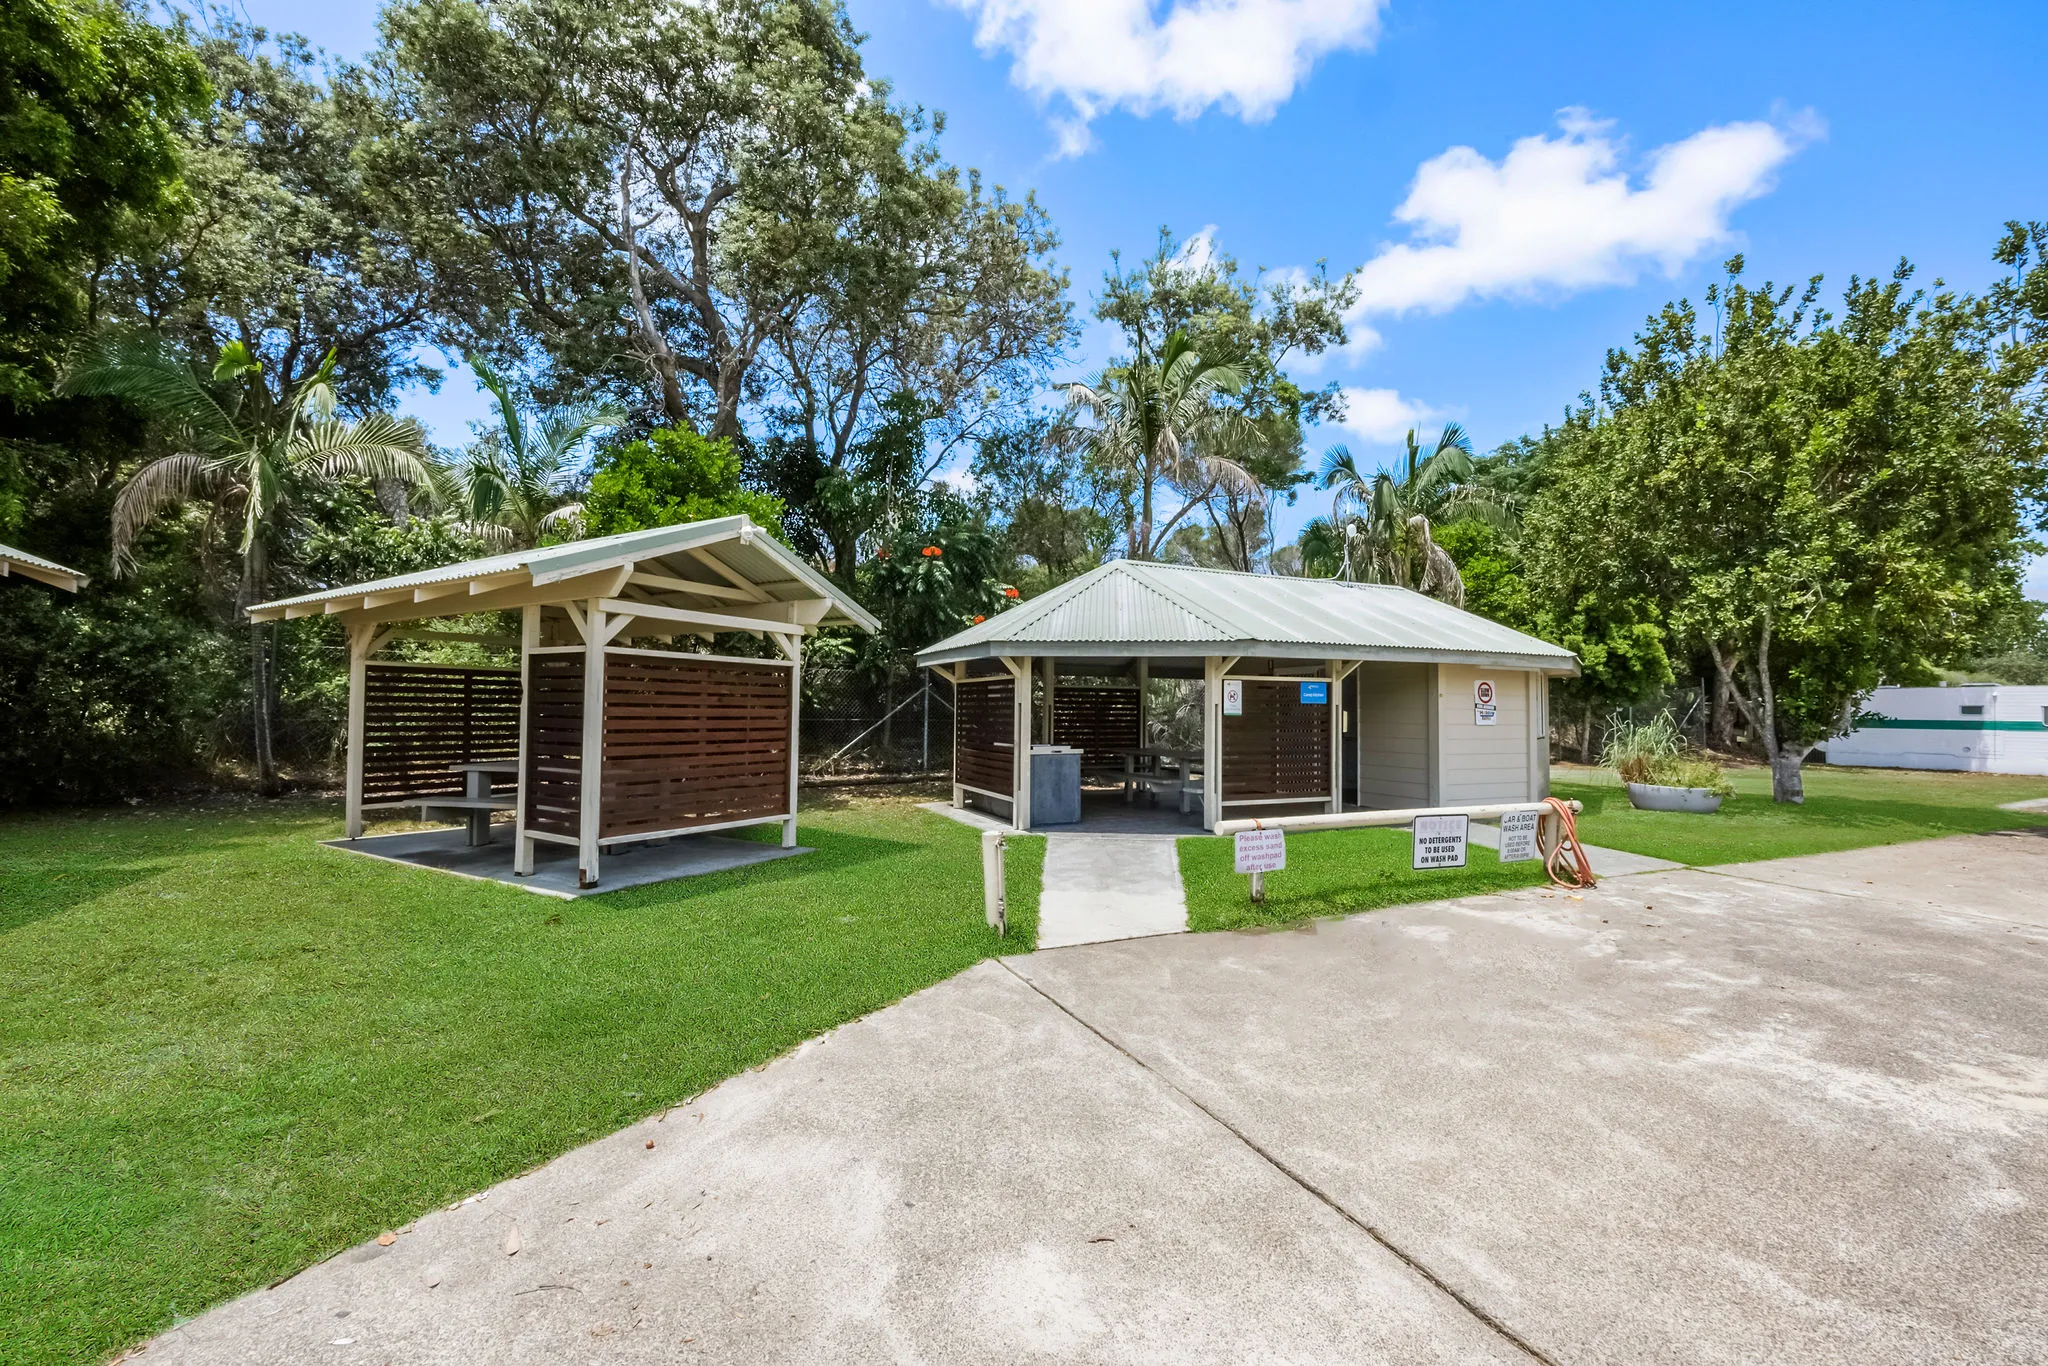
1222;679;1243;717
1234;827;1286;874
1474;678;1497;726
1498;808;1540;863
1412;814;1469;870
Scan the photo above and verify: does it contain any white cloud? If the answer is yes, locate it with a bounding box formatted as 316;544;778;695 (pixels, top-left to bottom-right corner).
946;0;1387;155
1349;109;1816;321
1331;386;1439;445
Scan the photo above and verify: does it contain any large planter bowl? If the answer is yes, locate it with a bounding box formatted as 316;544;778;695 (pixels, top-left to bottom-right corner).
1625;782;1723;813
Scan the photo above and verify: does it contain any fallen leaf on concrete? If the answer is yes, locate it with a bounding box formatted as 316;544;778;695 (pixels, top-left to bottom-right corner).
376;1233;397;1247
645;1140;655;1149
504;1227;522;1256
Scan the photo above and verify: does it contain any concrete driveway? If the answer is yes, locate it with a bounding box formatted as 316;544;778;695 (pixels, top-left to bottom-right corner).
140;832;2048;1365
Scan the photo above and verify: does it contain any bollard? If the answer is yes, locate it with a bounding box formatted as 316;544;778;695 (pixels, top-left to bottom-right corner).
981;828;1007;936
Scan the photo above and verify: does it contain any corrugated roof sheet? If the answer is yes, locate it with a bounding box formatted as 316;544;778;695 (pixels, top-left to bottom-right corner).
917;560;1577;673
246;516;879;631
0;541;87;591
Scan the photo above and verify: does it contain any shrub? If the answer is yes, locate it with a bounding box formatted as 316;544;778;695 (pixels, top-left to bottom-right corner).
1601;713;1734;797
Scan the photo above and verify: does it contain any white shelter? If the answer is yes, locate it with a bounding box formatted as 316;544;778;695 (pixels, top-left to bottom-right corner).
0;542;87;592
1825;685;2048;776
248;517;877;888
915;560;1579;831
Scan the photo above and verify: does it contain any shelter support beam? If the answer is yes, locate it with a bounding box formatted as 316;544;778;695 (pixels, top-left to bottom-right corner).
578;599;606;887
1203;656;1221;831
514;605;540;876
344;624;372;839
1003;656;1032;831
784;633;802;848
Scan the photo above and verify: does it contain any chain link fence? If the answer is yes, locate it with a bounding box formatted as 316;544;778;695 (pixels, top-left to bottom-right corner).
802;666;954;778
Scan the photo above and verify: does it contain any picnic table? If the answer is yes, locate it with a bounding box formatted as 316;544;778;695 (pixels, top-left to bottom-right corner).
1117;748;1204;812
433;760;519;846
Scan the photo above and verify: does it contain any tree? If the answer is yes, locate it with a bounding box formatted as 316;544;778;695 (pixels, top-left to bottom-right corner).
581;426;784;537
61;338;436;790
0;0;206;405
969;414;1109;595
1547;255;2042;801
1065;329;1249;560
1315;424;1512;604
452;357;618;548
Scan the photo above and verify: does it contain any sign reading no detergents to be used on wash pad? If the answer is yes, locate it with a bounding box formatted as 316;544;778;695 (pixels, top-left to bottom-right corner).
1413;814;1469;870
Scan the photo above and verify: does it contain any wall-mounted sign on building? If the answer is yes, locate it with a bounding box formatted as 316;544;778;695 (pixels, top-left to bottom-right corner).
1299;680;1328;705
1413;813;1469;869
1473;678;1498;726
1223;679;1243;716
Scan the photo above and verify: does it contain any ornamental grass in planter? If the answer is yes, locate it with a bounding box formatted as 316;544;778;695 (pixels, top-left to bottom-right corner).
1601;713;1735;813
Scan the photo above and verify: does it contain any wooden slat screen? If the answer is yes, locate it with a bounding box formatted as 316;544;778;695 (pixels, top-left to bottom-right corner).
523;653;585;838
599;653;792;839
955;677;1015;796
1051;686;1140;768
1222;679;1331;801
362;663;520;803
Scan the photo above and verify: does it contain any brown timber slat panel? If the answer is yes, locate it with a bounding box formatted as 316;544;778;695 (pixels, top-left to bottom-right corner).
523;653;585;838
1050;686;1141;769
362;664;521;804
1222;679;1330;801
955;677;1015;795
599;653;791;838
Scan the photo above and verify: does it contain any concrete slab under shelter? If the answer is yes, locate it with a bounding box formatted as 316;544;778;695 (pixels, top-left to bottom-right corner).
323;827;811;898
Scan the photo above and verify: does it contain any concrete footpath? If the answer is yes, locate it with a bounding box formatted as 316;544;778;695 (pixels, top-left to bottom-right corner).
139;832;2048;1365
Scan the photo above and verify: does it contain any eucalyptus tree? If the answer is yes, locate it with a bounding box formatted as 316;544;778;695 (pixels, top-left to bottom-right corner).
452;358;619;548
61;338;436;789
1316;423;1512;604
1065;330;1249;561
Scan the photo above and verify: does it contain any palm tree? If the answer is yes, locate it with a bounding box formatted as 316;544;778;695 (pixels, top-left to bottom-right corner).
1065;329;1251;560
62;338;438;791
1316;423;1512;605
452;358;621;549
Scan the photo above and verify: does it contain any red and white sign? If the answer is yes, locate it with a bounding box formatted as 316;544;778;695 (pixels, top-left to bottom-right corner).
1474;678;1498;726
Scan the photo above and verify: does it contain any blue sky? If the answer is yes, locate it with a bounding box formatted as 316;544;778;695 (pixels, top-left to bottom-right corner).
234;0;2047;593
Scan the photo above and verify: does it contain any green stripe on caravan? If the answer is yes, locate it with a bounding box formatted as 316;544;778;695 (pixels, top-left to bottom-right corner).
1857;718;2048;732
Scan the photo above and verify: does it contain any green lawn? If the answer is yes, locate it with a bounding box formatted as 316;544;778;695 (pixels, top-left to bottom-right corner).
1178;826;1551;931
0;793;1039;1366
1556;763;2048;867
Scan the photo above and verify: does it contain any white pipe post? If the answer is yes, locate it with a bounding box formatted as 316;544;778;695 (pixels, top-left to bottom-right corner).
513;604;540;876
1327;659;1342;815
1203;656;1222;831
578;599;606;888
783;632;802;848
981;828;1007;935
344;623;371;839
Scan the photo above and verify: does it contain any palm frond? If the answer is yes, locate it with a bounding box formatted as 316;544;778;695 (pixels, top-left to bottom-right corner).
293;415;438;492
61;337;242;452
111;453;227;573
470;356;525;461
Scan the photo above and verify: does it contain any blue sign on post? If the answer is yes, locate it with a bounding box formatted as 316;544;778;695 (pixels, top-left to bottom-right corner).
1298;680;1329;705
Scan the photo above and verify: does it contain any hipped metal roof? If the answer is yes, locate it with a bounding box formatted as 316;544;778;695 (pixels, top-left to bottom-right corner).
916;560;1579;674
0;541;87;592
247;516;879;631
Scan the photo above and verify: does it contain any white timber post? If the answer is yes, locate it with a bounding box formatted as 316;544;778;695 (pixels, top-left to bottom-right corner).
949;666;964;809
1040;655;1055;746
1007;656;1032;831
784;632;803;848
344;622;372;839
578;598;606;888
1328;659;1343;814
1531;671;1551;800
1135;656;1150;747
1203;655;1222;831
513;604;540;875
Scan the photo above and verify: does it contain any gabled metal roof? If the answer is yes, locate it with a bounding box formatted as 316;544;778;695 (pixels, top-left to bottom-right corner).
916;560;1579;673
0;541;87;592
247;516;879;632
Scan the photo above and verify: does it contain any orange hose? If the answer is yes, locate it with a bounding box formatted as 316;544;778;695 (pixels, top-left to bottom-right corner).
1540;795;1597;890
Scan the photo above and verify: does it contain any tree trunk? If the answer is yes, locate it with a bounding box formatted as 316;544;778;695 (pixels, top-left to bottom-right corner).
1579;700;1595;764
1769;745;1805;804
251;621;278;796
